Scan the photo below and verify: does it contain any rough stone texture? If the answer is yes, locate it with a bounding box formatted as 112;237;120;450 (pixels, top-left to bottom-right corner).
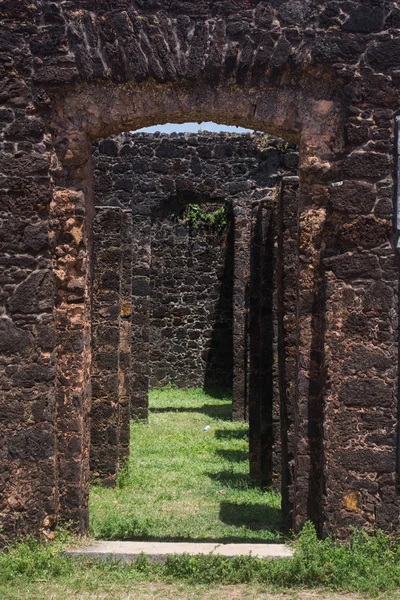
118;210;133;466
278;177;300;526
91;208;121;486
248;199;277;489
150;209;234;392
130;214;151;421
91;133;295;485
90;207;132;486
1;0;399;541
232;199;252;422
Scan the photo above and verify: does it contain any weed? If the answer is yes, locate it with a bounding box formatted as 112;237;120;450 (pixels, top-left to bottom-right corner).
177;204;228;233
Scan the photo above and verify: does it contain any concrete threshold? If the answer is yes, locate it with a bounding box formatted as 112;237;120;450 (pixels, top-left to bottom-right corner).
67;541;293;563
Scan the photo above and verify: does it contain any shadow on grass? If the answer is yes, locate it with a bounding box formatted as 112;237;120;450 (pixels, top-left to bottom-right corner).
93;531;284;544
150;402;232;421
95;527;284;544
215;429;248;440
92;502;284;543
207;471;254;490
219;501;282;533
215;449;248;462
202;386;233;400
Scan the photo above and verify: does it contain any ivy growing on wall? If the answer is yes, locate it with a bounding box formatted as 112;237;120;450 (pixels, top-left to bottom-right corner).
178;204;228;233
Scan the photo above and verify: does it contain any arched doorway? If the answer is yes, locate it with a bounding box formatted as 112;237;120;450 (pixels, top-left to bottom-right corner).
1;1;397;543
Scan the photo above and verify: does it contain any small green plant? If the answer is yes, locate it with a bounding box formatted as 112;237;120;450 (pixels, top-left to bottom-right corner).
179;204;228;233
276;141;290;152
258;133;271;147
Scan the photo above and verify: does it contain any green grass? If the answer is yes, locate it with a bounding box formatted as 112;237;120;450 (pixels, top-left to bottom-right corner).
3;524;400;598
89;387;282;542
4;388;400;598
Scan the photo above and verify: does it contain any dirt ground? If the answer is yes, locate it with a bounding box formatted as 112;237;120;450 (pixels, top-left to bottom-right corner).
0;583;393;600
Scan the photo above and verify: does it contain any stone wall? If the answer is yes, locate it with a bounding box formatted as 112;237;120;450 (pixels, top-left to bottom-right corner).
150;208;234;391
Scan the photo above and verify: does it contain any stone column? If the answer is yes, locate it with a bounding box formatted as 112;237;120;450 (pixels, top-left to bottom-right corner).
292;111;344;535
292;166;329;534
277;176;299;528
248;199;277;488
232;199;252;421
319;116;399;536
53;183;92;532
118;210;133;468
0;150;59;542
90;207;122;487
131;214;151;421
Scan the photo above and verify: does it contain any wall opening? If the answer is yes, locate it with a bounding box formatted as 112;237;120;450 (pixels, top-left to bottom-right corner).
86;125;300;541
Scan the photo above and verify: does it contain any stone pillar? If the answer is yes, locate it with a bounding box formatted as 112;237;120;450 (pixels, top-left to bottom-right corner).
232;199;252;421
90;207;122;486
131;214;151;421
320;119;399;535
53;185;92;532
291;114;345;535
292;167;328;535
248;199;277;488
0;151;59;542
118;210;133;467
277;176;299;528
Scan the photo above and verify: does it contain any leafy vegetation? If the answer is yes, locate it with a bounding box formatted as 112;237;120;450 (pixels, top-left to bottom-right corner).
90;387;281;542
178;204;228;233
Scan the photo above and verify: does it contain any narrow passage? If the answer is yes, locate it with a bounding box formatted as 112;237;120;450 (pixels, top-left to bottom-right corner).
90;388;281;542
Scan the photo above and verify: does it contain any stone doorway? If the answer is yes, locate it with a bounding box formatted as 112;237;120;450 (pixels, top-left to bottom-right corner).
87;130;300;539
2;0;399;544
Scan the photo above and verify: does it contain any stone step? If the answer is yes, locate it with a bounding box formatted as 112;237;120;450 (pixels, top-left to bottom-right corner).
67;541;293;563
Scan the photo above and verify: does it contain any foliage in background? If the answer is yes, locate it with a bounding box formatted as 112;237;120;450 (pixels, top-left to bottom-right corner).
178;204;228;233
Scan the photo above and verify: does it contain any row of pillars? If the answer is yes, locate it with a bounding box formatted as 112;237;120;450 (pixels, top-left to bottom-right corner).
90;179;299;531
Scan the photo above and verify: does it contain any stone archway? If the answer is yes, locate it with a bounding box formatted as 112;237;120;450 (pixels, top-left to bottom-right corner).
1;0;398;542
50;82;342;535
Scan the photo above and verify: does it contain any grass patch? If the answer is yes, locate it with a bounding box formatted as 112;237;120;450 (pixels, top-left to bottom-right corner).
3;524;400;598
4;388;400;598
89;387;282;542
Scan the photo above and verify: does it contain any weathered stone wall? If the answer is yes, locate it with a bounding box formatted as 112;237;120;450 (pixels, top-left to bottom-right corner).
1;0;400;541
150;209;234;391
90;207;132;486
92;132;295;212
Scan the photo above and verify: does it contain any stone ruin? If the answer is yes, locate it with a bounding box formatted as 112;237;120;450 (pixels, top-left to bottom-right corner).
1;0;400;542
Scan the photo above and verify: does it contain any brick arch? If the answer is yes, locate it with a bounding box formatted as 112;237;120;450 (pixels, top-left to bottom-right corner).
1;0;399;542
